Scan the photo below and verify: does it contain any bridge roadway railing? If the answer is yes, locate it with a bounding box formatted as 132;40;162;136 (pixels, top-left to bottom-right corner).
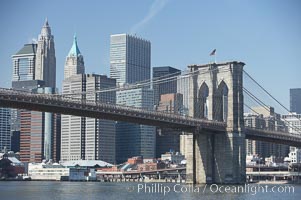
245;127;301;147
246;171;301;176
0;88;226;132
2;88;301;145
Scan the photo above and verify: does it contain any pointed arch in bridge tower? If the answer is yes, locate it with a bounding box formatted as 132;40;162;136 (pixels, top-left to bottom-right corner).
214;80;228;122
197;82;209;119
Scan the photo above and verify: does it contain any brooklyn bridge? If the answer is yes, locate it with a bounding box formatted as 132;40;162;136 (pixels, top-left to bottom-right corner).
1;61;300;184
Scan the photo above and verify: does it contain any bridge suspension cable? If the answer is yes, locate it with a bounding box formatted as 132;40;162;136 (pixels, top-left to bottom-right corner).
243;70;301;123
59;65;232;97
243;87;301;134
59;69;185;97
244;102;301;134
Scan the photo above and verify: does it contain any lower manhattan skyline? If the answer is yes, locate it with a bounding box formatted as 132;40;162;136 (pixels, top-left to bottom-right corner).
0;0;300;110
1;0;301;199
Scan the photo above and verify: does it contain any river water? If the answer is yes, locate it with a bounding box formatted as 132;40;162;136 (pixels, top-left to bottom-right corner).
0;181;300;200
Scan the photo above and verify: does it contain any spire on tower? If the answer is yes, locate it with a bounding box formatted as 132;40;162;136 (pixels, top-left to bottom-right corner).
40;18;51;37
74;33;77;43
44;17;49;26
68;34;82;57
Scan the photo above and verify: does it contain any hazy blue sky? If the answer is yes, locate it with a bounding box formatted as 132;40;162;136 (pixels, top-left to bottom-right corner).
0;0;300;109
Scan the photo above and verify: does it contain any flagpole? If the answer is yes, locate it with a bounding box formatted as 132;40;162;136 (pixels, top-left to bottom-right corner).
214;52;217;63
210;49;216;64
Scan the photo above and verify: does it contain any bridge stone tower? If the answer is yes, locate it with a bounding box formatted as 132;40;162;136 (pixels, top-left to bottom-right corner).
185;61;246;184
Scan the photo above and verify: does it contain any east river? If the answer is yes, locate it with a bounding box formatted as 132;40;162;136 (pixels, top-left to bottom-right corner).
0;181;300;200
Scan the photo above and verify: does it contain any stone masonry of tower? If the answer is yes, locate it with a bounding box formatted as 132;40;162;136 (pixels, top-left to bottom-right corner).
184;61;246;184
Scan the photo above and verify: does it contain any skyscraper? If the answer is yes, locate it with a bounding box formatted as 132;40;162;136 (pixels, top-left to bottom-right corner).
61;35;86;162
156;93;183;157
11;18;58;162
12;44;37;82
153;66;181;105
61;36;116;163
110;34;151;85
110;34;155;163
116;88;155;163
20;109;44;162
10;80;45;158
290;88;301;114
12;19;56;85
152;66;182;158
10;131;20;153
36;87;60;161
15;81;60;163
0;108;11;152
35;18;56;88
64;35;85;79
177;71;191;116
61;74;116;163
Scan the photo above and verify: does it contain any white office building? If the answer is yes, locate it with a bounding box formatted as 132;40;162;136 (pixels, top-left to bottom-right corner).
110;34;151;86
282;113;301;163
61;74;116;163
61;36;116;163
28;162;69;181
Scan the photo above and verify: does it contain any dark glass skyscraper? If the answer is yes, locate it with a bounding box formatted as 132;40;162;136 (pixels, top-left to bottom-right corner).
11;43;37;155
290;88;301;114
0;108;11;151
153;66;181;105
152;66;182;158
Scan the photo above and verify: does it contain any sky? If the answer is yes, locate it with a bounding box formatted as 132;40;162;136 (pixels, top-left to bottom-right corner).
0;0;300;109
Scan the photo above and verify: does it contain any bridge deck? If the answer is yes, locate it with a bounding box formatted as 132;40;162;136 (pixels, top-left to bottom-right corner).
245;127;301;147
1;88;301;146
0;88;226;132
